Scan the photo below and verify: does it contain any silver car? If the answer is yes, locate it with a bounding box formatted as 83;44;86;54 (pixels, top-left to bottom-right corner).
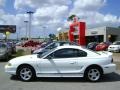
0;43;11;60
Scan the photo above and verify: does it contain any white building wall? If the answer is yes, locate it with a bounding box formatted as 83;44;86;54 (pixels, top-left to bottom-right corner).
86;26;107;42
86;27;106;36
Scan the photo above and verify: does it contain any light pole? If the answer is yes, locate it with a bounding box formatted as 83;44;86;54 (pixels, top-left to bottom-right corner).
24;21;28;39
42;26;47;40
17;26;21;40
27;11;34;40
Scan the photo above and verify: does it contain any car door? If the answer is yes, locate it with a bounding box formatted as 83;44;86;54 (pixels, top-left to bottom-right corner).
37;48;87;74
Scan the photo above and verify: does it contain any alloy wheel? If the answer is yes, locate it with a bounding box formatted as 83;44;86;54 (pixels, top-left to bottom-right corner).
19;67;33;81
87;69;101;81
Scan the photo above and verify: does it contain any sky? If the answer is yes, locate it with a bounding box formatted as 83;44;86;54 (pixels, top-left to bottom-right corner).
0;0;120;39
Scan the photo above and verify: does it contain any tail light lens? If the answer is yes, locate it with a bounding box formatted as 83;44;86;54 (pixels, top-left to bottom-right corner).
111;58;113;63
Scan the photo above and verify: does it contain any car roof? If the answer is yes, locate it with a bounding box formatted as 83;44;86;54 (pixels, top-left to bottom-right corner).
55;45;83;50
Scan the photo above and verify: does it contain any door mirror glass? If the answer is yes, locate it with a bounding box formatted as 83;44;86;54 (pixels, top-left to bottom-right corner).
37;54;41;58
47;55;53;60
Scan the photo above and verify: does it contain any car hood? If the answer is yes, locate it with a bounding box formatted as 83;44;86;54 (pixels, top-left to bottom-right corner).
9;54;38;64
33;48;43;54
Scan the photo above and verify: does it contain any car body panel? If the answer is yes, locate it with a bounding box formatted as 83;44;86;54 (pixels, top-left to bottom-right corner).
0;43;10;60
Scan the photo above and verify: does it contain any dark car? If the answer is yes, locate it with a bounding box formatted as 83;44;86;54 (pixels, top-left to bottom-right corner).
87;42;98;50
6;42;16;54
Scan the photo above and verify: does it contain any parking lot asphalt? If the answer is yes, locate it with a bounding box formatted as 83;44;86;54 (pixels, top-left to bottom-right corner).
113;53;120;62
0;53;120;90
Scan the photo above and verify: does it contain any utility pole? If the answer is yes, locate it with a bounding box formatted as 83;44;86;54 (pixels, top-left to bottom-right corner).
24;21;28;39
42;26;47;41
27;11;34;40
18;26;21;40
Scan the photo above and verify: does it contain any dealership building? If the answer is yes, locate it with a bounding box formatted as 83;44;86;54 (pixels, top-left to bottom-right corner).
58;26;120;44
86;26;120;43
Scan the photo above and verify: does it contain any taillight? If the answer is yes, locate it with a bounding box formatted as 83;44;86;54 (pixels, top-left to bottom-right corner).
111;58;113;63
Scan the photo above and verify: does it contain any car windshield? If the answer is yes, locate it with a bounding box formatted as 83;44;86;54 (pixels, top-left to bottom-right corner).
113;41;120;45
41;42;53;48
38;48;55;58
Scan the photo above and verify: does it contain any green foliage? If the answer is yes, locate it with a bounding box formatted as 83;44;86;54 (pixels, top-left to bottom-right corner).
49;34;56;40
67;14;80;21
67;14;76;21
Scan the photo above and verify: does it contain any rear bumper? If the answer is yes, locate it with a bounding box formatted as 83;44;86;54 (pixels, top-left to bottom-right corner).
103;64;116;74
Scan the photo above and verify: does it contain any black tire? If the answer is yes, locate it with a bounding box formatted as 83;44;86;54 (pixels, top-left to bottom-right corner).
119;49;120;53
84;67;102;82
17;65;36;81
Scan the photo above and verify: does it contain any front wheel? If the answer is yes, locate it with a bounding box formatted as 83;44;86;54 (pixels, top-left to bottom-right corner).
84;67;102;82
17;66;36;81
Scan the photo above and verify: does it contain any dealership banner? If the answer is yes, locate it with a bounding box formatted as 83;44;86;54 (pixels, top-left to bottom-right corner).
0;25;16;33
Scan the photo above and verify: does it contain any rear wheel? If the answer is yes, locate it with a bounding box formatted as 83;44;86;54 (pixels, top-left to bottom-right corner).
17;65;36;81
84;67;102;82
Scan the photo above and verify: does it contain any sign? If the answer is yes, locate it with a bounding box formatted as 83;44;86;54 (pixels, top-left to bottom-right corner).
0;25;16;33
91;31;98;35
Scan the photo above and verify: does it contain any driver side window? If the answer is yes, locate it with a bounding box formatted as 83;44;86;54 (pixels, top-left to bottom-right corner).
46;48;87;59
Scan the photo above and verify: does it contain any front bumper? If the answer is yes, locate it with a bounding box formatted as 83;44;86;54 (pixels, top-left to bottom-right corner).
103;64;116;74
108;48;119;52
5;65;17;75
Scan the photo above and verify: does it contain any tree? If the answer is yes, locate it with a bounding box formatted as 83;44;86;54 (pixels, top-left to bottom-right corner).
49;34;56;40
67;14;80;21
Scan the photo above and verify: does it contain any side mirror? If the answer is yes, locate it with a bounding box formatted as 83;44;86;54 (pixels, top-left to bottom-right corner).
47;55;53;60
37;54;41;58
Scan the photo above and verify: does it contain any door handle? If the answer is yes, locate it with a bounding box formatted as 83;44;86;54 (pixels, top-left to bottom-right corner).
70;62;76;64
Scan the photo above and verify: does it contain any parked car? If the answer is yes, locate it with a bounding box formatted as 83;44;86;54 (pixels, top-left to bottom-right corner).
95;42;110;51
6;42;16;54
108;41;120;52
5;46;116;82
31;41;52;53
87;42;98;50
32;41;78;54
22;40;40;47
0;43;10;60
16;42;23;46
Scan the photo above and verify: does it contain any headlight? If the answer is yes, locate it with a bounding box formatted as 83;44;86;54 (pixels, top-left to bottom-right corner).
6;63;12;66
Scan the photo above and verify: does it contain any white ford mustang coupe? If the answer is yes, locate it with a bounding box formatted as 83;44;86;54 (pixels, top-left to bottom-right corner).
5;46;116;82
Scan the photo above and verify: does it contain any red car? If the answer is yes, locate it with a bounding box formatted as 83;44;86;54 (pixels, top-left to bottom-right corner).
95;42;110;51
22;40;40;47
